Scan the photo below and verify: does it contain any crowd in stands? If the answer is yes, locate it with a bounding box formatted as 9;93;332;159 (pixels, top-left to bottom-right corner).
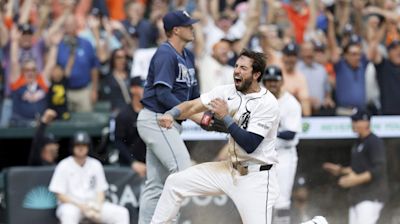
0;0;399;128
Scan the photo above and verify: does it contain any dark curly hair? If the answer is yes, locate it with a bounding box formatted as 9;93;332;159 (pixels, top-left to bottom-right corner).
238;49;267;82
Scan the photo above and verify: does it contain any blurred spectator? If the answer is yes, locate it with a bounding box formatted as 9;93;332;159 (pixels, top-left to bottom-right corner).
194;0;261;69
111;20;140;71
368;13;400;115
197;39;234;93
3;24;46;78
106;0;125;21
323;110;388;224
2;0;73;79
258;24;285;66
196;0;249;54
80;8;121;62
101;48;130;113
374;40;400;115
297;41;335;115
9;26;59;123
28;109;59;166
47;62;71;120
332;39;368;115
281;0;316;44
313;41;336;88
281;42;311;116
49;131;130;224
115;77;146;178
57;15;100;112
47;39;75;120
326;9;369;114
122;1;159;48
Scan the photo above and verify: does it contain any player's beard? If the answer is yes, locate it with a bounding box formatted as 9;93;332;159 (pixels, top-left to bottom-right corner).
235;76;252;92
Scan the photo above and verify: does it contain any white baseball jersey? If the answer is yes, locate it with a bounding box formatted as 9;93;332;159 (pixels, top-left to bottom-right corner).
276;91;302;149
49;156;108;203
273;91;302;214
201;84;280;165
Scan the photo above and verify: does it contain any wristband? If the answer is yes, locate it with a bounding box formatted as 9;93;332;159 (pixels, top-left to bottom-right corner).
165;107;181;119
223;115;235;128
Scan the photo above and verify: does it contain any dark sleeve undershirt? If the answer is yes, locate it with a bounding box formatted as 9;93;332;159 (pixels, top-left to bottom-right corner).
278;131;296;140
28;122;47;166
155;84;181;110
227;123;264;154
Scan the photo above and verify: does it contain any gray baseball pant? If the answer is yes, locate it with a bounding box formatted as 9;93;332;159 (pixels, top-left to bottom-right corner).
137;108;191;224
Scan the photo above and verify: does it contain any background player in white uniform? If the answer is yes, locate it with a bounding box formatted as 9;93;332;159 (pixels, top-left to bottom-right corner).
262;65;302;224
49;131;129;224
152;49;280;224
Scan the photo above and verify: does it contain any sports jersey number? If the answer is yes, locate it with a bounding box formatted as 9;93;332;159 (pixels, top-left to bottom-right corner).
51;85;66;105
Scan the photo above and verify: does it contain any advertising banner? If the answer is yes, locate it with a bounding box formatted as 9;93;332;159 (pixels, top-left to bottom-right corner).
181;116;400;140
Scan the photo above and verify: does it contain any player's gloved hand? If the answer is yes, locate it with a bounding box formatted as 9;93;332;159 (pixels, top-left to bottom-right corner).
200;115;229;133
158;114;174;129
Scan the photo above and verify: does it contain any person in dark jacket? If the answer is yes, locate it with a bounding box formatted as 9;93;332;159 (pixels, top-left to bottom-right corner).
28;109;59;166
323;109;388;224
115;77;146;177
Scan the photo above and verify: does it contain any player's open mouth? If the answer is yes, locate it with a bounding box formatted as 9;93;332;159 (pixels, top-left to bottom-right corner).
234;76;242;85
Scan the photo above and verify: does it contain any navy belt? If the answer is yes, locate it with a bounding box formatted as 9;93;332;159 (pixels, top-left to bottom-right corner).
232;163;273;175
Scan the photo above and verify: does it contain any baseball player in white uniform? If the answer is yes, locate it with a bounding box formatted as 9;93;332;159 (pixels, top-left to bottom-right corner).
262;65;302;224
49;131;129;224
152;49;280;224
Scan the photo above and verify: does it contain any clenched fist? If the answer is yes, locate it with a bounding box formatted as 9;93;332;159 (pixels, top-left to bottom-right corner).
158;114;174;129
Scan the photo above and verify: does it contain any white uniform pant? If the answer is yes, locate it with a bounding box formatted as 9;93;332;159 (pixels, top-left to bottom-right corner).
275;147;298;209
349;200;383;224
56;202;130;224
151;161;279;224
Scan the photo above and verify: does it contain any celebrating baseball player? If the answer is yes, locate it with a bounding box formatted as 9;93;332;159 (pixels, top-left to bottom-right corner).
153;49;280;224
136;10;200;224
262;65;302;224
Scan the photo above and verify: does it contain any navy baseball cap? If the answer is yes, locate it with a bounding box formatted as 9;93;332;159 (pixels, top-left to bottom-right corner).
313;41;326;52
343;23;354;35
18;23;34;35
72;131;91;145
130;76;145;87
349;34;362;44
163;10;199;32
263;65;283;81
387;40;400;51
282;42;299;56
351;109;371;121
43;133;58;145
